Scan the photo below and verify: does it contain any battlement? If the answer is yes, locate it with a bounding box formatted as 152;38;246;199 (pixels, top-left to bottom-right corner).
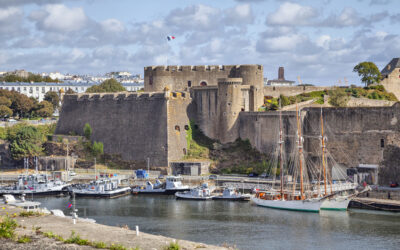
218;78;243;85
64;91;191;102
144;64;262;73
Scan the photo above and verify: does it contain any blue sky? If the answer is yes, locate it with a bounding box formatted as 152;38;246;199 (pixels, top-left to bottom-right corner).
0;0;399;85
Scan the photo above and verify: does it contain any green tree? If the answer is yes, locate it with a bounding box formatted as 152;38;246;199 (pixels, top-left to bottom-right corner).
86;79;126;93
353;62;382;87
9;93;34;118
0;105;13;117
328;88;350;107
0;96;12;107
36;101;54;117
65;88;76;94
9;126;44;159
83;123;92;140
44;91;60;109
92;141;104;157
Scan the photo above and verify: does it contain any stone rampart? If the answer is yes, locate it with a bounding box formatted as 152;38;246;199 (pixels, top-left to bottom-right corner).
56;92;191;168
264;85;334;98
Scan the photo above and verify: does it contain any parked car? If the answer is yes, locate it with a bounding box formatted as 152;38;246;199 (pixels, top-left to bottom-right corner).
208;174;218;180
248;173;259;177
260;173;269;178
390;182;399;188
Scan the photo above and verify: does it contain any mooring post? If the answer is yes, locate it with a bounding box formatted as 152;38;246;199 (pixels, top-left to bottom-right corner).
136;225;139;236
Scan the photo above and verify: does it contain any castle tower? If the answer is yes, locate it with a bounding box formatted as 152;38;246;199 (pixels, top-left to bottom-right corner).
217;78;243;143
237;65;264;111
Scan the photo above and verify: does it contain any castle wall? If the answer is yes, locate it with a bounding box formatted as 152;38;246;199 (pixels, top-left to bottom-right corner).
264;86;334;98
56;93;172;168
166;92;192;164
381;69;400;100
239;105;400;184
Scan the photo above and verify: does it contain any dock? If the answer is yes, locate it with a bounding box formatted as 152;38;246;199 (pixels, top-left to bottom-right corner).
349;197;400;212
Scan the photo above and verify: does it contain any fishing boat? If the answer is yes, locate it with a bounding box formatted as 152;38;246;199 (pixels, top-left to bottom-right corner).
132;176;190;195
175;183;215;200
0;174;70;196
71;178;130;198
213;187;251;201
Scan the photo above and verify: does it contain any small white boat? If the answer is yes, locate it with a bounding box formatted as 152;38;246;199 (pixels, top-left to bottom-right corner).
320;196;351;211
132;180;165;194
164;176;190;194
175;183;214;200
71;179;130;198
1;194;50;213
213;187;251;201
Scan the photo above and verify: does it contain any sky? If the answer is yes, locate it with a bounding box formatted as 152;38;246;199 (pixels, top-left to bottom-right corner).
0;0;399;85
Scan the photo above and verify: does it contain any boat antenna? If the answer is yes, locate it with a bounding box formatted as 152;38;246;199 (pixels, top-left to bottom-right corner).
296;104;304;200
279;98;284;199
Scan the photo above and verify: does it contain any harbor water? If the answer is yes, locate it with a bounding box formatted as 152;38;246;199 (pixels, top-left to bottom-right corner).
35;195;400;250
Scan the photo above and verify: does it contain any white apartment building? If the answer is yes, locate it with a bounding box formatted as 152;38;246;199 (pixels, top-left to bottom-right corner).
0;81;144;102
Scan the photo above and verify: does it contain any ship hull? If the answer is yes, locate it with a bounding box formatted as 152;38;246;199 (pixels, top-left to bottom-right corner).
251;197;321;213
72;187;131;199
320;198;351;211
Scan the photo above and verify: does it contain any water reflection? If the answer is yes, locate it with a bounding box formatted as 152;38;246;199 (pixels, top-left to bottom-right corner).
35;196;400;250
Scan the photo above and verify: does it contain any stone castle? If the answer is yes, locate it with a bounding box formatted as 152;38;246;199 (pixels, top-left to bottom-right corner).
56;59;400;184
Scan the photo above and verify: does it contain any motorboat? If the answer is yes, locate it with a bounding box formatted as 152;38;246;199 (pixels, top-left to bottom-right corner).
132;180;165;194
175;183;215;200
0;174;70;196
1;194;50;213
213;187;251;201
164;176;190;194
71;178;130;198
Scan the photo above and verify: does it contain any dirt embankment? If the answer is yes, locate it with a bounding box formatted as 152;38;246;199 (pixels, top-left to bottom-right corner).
0;205;230;250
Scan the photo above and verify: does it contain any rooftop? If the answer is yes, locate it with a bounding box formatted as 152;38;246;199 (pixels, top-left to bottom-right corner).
381;58;400;75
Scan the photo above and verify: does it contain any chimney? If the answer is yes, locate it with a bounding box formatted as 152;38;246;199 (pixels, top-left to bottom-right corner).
278;67;285;80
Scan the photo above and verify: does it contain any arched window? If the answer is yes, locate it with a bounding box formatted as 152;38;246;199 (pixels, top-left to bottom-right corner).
200;81;207;86
175;125;180;131
184;125;189;130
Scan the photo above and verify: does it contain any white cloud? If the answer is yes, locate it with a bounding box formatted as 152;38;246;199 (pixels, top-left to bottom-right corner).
29;4;88;33
266;2;317;26
0;7;25;37
101;19;125;33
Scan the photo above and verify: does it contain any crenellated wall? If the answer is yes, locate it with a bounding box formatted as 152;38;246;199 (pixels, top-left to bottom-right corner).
144;64;263;111
56;92;191;168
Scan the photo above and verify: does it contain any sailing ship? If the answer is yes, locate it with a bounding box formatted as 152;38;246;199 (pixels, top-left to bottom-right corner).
251;105;325;212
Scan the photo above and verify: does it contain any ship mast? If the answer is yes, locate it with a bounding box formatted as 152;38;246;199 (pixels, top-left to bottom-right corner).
320;108;327;196
296;105;304;200
279;99;284;199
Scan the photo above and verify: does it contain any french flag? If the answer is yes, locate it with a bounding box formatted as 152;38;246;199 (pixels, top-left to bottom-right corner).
67;203;72;208
167;36;175;41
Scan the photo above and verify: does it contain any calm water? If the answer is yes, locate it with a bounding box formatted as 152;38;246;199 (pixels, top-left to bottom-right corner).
35;195;400;250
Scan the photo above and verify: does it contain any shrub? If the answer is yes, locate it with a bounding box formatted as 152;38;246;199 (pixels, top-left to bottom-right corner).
17;235;31;243
0;216;18;239
64;231;91;245
83;123;92;140
164;242;181;250
92;141;104;157
94;241;108;249
328;88;349;107
109;244;128;250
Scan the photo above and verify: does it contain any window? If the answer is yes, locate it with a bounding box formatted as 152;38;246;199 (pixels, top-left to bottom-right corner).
36;87;39;91
184;125;189;130
42;87;45;93
188;81;192;87
200;81;207;86
12;87;15;91
381;139;385;148
183;148;187;155
149;76;153;85
24;87;26;91
175;125;180;131
17;87;20;91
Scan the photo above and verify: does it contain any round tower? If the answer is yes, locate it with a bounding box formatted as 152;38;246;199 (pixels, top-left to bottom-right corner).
238;65;264;111
217;78;243;143
144;66;174;92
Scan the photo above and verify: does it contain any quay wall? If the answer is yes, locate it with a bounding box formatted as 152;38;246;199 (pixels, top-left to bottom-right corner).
263;85;334;98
